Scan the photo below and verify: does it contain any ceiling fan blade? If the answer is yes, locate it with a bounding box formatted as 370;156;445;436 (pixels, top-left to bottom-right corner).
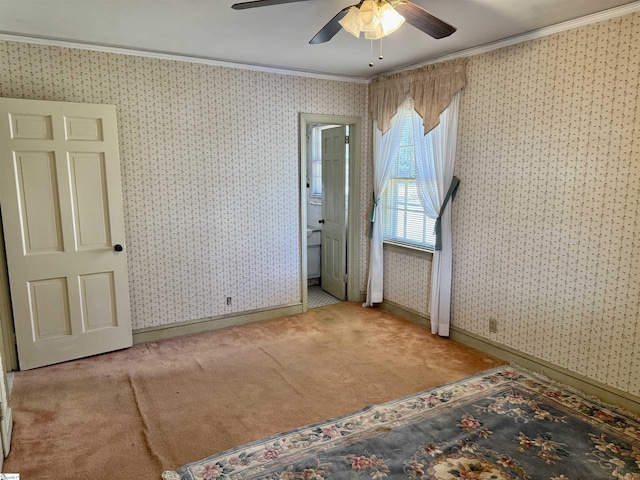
393;1;456;39
232;0;313;10
309;5;355;44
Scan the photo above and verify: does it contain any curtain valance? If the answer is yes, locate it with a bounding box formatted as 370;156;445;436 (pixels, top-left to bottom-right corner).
369;58;467;135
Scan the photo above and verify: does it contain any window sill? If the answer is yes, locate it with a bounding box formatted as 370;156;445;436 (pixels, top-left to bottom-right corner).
383;241;433;259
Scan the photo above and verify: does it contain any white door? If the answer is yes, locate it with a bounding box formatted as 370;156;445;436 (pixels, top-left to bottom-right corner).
320;126;347;300
0;98;132;370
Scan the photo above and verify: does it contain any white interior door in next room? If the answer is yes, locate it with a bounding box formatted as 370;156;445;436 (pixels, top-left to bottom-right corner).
0;98;133;370
320;125;348;301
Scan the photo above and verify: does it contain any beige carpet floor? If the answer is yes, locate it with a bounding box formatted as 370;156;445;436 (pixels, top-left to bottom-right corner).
2;302;504;479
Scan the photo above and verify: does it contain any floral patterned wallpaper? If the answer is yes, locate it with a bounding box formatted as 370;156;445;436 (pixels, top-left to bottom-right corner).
0;41;370;330
383;248;430;315
453;12;639;397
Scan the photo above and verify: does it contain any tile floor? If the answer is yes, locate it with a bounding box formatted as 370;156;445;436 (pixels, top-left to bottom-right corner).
308;285;341;308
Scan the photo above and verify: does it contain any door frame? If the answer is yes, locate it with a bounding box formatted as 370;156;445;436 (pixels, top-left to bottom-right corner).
0;215;17;373
299;113;362;311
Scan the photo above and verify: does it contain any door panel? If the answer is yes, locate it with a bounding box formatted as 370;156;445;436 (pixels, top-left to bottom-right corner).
15;151;64;254
64;116;104;141
29;277;71;340
79;272;117;331
10;113;53;140
0;98;132;370
321;126;347;300
68;152;111;250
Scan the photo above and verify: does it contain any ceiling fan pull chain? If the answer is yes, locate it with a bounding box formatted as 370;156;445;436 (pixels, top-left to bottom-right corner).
369;39;374;67
379;37;383;60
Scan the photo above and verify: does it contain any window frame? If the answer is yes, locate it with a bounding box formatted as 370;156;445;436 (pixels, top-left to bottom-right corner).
308;124;341;199
309;126;323;198
381;107;436;253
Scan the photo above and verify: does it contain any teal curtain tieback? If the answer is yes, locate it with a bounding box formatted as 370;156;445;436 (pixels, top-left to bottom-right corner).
368;192;379;238
434;176;460;251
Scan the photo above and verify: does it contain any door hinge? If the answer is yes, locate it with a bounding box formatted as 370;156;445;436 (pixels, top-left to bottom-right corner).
343;274;348;283
345;135;350;144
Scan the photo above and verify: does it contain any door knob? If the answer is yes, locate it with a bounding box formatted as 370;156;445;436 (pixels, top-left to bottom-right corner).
319;219;325;224
114;244;124;252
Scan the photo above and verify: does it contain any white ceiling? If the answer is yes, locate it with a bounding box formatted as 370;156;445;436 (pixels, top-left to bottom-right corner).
0;0;638;80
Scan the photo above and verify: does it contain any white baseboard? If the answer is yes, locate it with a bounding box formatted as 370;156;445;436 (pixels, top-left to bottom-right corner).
132;303;303;345
380;300;640;415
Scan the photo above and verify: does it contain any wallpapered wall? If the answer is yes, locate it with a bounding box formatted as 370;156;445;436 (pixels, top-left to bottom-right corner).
383;248;430;315
453;12;639;397
0;41;370;330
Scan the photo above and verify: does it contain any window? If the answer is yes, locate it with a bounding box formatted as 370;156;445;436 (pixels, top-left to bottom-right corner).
382;110;436;249
309;124;344;198
309;126;323;197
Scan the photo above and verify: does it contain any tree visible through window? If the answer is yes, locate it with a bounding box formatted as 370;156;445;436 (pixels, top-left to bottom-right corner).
382;110;436;249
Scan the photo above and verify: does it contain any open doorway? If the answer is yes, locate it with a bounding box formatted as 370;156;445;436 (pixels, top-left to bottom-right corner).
307;124;343;308
299;114;361;312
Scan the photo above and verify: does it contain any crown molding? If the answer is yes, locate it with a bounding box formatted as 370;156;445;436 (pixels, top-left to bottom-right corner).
381;1;640;77
0;32;370;84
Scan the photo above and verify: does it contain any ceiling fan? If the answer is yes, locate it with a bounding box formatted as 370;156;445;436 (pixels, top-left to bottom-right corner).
231;0;456;45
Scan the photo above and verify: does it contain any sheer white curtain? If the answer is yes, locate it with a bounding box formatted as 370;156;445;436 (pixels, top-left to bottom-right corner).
414;92;461;336
364;98;413;306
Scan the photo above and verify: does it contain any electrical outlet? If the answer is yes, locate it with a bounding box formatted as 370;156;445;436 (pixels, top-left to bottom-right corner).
489;317;497;333
226;297;232;306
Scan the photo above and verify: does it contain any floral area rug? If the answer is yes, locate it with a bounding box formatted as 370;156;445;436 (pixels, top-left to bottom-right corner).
162;366;640;480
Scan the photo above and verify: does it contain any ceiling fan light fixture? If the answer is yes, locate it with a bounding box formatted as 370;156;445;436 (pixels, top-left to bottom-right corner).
359;0;377;29
378;2;405;35
339;6;363;38
364;23;385;40
339;0;405;40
